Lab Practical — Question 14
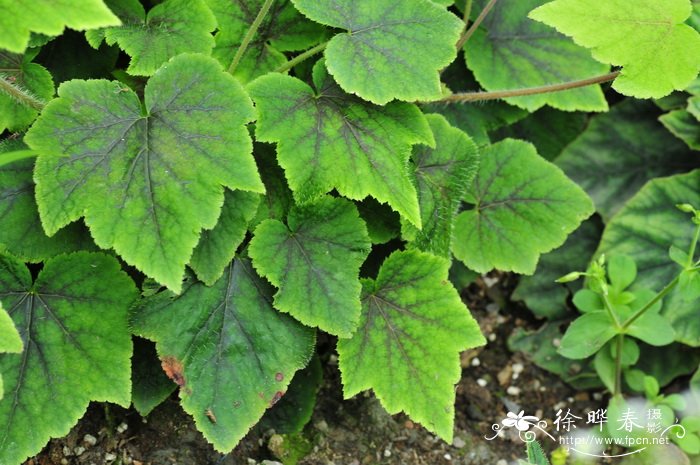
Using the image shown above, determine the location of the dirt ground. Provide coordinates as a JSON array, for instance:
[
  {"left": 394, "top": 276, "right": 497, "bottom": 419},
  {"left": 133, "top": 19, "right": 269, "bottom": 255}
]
[{"left": 24, "top": 274, "right": 608, "bottom": 465}]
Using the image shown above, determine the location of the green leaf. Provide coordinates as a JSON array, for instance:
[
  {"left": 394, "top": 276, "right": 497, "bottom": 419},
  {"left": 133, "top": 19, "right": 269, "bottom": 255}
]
[
  {"left": 452, "top": 139, "right": 595, "bottom": 274},
  {"left": 526, "top": 440, "right": 551, "bottom": 465},
  {"left": 356, "top": 198, "right": 401, "bottom": 245},
  {"left": 678, "top": 269, "right": 700, "bottom": 301},
  {"left": 465, "top": 0, "right": 609, "bottom": 112},
  {"left": 249, "top": 196, "right": 371, "bottom": 337},
  {"left": 250, "top": 142, "right": 294, "bottom": 228},
  {"left": 556, "top": 101, "right": 699, "bottom": 221},
  {"left": 402, "top": 114, "right": 479, "bottom": 257},
  {"left": 512, "top": 218, "right": 602, "bottom": 319},
  {"left": 0, "top": 252, "right": 137, "bottom": 465},
  {"left": 290, "top": 0, "right": 463, "bottom": 104},
  {"left": 530, "top": 0, "right": 700, "bottom": 98},
  {"left": 597, "top": 170, "right": 700, "bottom": 345},
  {"left": 25, "top": 53, "right": 263, "bottom": 293},
  {"left": 0, "top": 303, "right": 21, "bottom": 355},
  {"left": 190, "top": 189, "right": 260, "bottom": 286},
  {"left": 558, "top": 312, "right": 618, "bottom": 359},
  {"left": 659, "top": 109, "right": 700, "bottom": 150},
  {"left": 337, "top": 250, "right": 485, "bottom": 442},
  {"left": 130, "top": 259, "right": 315, "bottom": 453},
  {"left": 86, "top": 0, "right": 216, "bottom": 76},
  {"left": 636, "top": 342, "right": 700, "bottom": 387},
  {"left": 0, "top": 141, "right": 95, "bottom": 262},
  {"left": 491, "top": 107, "right": 587, "bottom": 160},
  {"left": 248, "top": 60, "right": 433, "bottom": 228},
  {"left": 131, "top": 337, "right": 176, "bottom": 417},
  {"left": 0, "top": 51, "right": 54, "bottom": 132},
  {"left": 626, "top": 313, "right": 676, "bottom": 346},
  {"left": 608, "top": 255, "right": 637, "bottom": 292},
  {"left": 573, "top": 289, "right": 604, "bottom": 313},
  {"left": 594, "top": 345, "right": 615, "bottom": 392},
  {"left": 0, "top": 0, "right": 120, "bottom": 53},
  {"left": 205, "top": 0, "right": 327, "bottom": 83}
]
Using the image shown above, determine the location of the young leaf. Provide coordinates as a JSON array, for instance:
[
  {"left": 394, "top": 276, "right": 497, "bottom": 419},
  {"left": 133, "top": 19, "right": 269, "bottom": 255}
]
[
  {"left": 337, "top": 250, "right": 485, "bottom": 442},
  {"left": 0, "top": 142, "right": 96, "bottom": 262},
  {"left": 190, "top": 189, "right": 261, "bottom": 286},
  {"left": 0, "top": 0, "right": 121, "bottom": 53},
  {"left": 556, "top": 101, "right": 699, "bottom": 220},
  {"left": 205, "top": 0, "right": 326, "bottom": 83},
  {"left": 597, "top": 170, "right": 700, "bottom": 345},
  {"left": 0, "top": 252, "right": 137, "bottom": 465},
  {"left": 558, "top": 312, "right": 618, "bottom": 359},
  {"left": 290, "top": 0, "right": 463, "bottom": 104},
  {"left": 530, "top": 0, "right": 700, "bottom": 98},
  {"left": 86, "top": 0, "right": 216, "bottom": 76},
  {"left": 248, "top": 61, "right": 433, "bottom": 228},
  {"left": 464, "top": 0, "right": 609, "bottom": 112},
  {"left": 130, "top": 259, "right": 315, "bottom": 453},
  {"left": 402, "top": 114, "right": 479, "bottom": 257},
  {"left": 249, "top": 196, "right": 371, "bottom": 337},
  {"left": 512, "top": 218, "right": 602, "bottom": 319},
  {"left": 452, "top": 139, "right": 594, "bottom": 274},
  {"left": 25, "top": 54, "right": 263, "bottom": 293},
  {"left": 0, "top": 51, "right": 54, "bottom": 131}
]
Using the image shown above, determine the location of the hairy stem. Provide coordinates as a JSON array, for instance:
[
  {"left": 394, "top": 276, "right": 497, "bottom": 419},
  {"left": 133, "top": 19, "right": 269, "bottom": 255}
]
[
  {"left": 274, "top": 41, "right": 329, "bottom": 73},
  {"left": 614, "top": 334, "right": 624, "bottom": 396},
  {"left": 456, "top": 0, "right": 498, "bottom": 51},
  {"left": 435, "top": 71, "right": 620, "bottom": 104},
  {"left": 0, "top": 75, "right": 45, "bottom": 111},
  {"left": 228, "top": 0, "right": 275, "bottom": 75}
]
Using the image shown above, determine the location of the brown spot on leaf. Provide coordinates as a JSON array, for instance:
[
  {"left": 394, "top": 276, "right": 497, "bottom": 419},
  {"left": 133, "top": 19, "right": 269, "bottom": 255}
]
[
  {"left": 205, "top": 409, "right": 217, "bottom": 424},
  {"left": 275, "top": 372, "right": 284, "bottom": 382},
  {"left": 270, "top": 391, "right": 285, "bottom": 407},
  {"left": 161, "top": 355, "right": 186, "bottom": 387}
]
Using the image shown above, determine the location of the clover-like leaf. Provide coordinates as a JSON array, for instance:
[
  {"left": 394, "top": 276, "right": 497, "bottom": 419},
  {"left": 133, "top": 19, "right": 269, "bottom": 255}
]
[
  {"left": 452, "top": 139, "right": 595, "bottom": 274},
  {"left": 337, "top": 250, "right": 485, "bottom": 441},
  {"left": 402, "top": 114, "right": 479, "bottom": 257},
  {"left": 0, "top": 141, "right": 95, "bottom": 262},
  {"left": 530, "top": 0, "right": 700, "bottom": 98},
  {"left": 0, "top": 0, "right": 120, "bottom": 53},
  {"left": 557, "top": 100, "right": 699, "bottom": 220},
  {"left": 25, "top": 53, "right": 263, "bottom": 293},
  {"left": 290, "top": 0, "right": 463, "bottom": 104},
  {"left": 0, "top": 252, "right": 137, "bottom": 465},
  {"left": 206, "top": 0, "right": 326, "bottom": 83},
  {"left": 130, "top": 259, "right": 315, "bottom": 453},
  {"left": 465, "top": 0, "right": 609, "bottom": 112},
  {"left": 0, "top": 51, "right": 54, "bottom": 132},
  {"left": 248, "top": 61, "right": 433, "bottom": 228},
  {"left": 597, "top": 170, "right": 700, "bottom": 346},
  {"left": 190, "top": 189, "right": 260, "bottom": 286},
  {"left": 86, "top": 0, "right": 216, "bottom": 76},
  {"left": 250, "top": 196, "right": 370, "bottom": 337}
]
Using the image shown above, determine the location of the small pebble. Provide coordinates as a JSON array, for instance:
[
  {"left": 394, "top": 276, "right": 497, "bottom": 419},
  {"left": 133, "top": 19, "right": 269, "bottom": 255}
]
[
  {"left": 116, "top": 422, "right": 128, "bottom": 433},
  {"left": 512, "top": 363, "right": 524, "bottom": 374},
  {"left": 486, "top": 302, "right": 500, "bottom": 313},
  {"left": 74, "top": 446, "right": 86, "bottom": 457},
  {"left": 488, "top": 333, "right": 497, "bottom": 342},
  {"left": 497, "top": 460, "right": 508, "bottom": 465},
  {"left": 247, "top": 458, "right": 257, "bottom": 465},
  {"left": 105, "top": 452, "right": 117, "bottom": 462},
  {"left": 476, "top": 378, "right": 488, "bottom": 387},
  {"left": 453, "top": 436, "right": 466, "bottom": 449},
  {"left": 383, "top": 449, "right": 391, "bottom": 457},
  {"left": 552, "top": 338, "right": 561, "bottom": 347},
  {"left": 507, "top": 386, "right": 521, "bottom": 396},
  {"left": 496, "top": 315, "right": 507, "bottom": 324},
  {"left": 539, "top": 386, "right": 546, "bottom": 392},
  {"left": 567, "top": 397, "right": 574, "bottom": 403},
  {"left": 553, "top": 401, "right": 567, "bottom": 411},
  {"left": 60, "top": 459, "right": 68, "bottom": 465},
  {"left": 328, "top": 354, "right": 338, "bottom": 365},
  {"left": 62, "top": 446, "right": 73, "bottom": 457},
  {"left": 444, "top": 453, "right": 452, "bottom": 460},
  {"left": 83, "top": 433, "right": 97, "bottom": 447},
  {"left": 482, "top": 276, "right": 499, "bottom": 287},
  {"left": 471, "top": 357, "right": 481, "bottom": 367},
  {"left": 593, "top": 392, "right": 603, "bottom": 401}
]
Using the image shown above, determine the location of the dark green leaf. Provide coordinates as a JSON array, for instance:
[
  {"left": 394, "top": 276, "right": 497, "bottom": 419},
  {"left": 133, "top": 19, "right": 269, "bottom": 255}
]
[
  {"left": 131, "top": 337, "right": 175, "bottom": 417},
  {"left": 659, "top": 109, "right": 700, "bottom": 150},
  {"left": 559, "top": 312, "right": 618, "bottom": 359},
  {"left": 131, "top": 259, "right": 315, "bottom": 452}
]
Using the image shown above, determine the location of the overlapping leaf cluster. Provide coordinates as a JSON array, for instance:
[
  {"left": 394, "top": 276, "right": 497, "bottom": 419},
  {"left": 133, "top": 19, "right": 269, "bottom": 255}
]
[{"left": 0, "top": 0, "right": 698, "bottom": 463}]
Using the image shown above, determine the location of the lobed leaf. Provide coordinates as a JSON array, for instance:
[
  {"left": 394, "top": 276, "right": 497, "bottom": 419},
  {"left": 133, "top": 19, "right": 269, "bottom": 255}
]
[
  {"left": 0, "top": 252, "right": 137, "bottom": 465},
  {"left": 465, "top": 0, "right": 609, "bottom": 112},
  {"left": 452, "top": 139, "right": 595, "bottom": 274},
  {"left": 530, "top": 0, "right": 700, "bottom": 98},
  {"left": 131, "top": 259, "right": 315, "bottom": 453},
  {"left": 0, "top": 0, "right": 120, "bottom": 53},
  {"left": 248, "top": 60, "right": 433, "bottom": 228},
  {"left": 337, "top": 250, "right": 485, "bottom": 441},
  {"left": 26, "top": 53, "right": 263, "bottom": 293},
  {"left": 291, "top": 0, "right": 463, "bottom": 104},
  {"left": 249, "top": 196, "right": 371, "bottom": 337}
]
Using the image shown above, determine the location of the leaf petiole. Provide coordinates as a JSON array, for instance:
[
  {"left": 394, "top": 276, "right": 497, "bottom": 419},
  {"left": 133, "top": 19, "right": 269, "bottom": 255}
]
[
  {"left": 274, "top": 41, "right": 329, "bottom": 74},
  {"left": 0, "top": 74, "right": 45, "bottom": 111},
  {"left": 228, "top": 0, "right": 275, "bottom": 75},
  {"left": 456, "top": 0, "right": 498, "bottom": 50}
]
